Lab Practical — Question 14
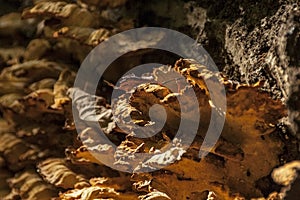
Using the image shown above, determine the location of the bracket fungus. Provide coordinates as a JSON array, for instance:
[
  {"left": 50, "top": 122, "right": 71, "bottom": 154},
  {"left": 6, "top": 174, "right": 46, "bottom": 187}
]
[{"left": 0, "top": 0, "right": 299, "bottom": 200}]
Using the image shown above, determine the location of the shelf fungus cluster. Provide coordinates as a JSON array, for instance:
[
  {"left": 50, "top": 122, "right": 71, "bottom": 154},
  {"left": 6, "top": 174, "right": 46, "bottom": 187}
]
[
  {"left": 0, "top": 54, "right": 296, "bottom": 199},
  {"left": 0, "top": 0, "right": 299, "bottom": 200},
  {"left": 67, "top": 59, "right": 292, "bottom": 200}
]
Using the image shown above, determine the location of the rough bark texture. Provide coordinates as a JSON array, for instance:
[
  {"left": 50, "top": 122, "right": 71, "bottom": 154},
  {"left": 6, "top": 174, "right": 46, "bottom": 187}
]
[{"left": 0, "top": 0, "right": 299, "bottom": 200}]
